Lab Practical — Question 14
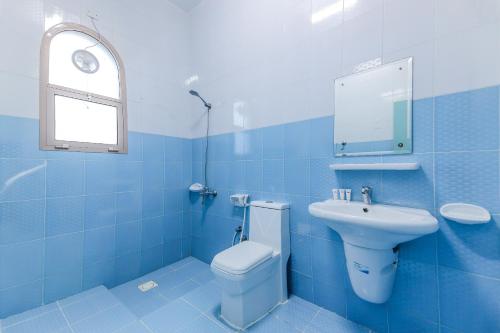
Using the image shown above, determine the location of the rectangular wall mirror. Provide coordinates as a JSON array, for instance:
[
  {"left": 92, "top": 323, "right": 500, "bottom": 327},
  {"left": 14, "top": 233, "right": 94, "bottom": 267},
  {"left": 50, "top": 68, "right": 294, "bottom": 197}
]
[{"left": 334, "top": 57, "right": 413, "bottom": 157}]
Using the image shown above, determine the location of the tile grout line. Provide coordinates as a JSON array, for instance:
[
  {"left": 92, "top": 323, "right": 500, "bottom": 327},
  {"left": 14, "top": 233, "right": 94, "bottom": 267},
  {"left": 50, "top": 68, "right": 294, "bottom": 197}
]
[
  {"left": 178, "top": 297, "right": 206, "bottom": 317},
  {"left": 138, "top": 134, "right": 145, "bottom": 274},
  {"left": 138, "top": 319, "right": 155, "bottom": 333},
  {"left": 68, "top": 302, "right": 121, "bottom": 327},
  {"left": 161, "top": 135, "right": 166, "bottom": 267},
  {"left": 2, "top": 307, "right": 59, "bottom": 329},
  {"left": 304, "top": 310, "right": 321, "bottom": 333},
  {"left": 54, "top": 286, "right": 105, "bottom": 307},
  {"left": 436, "top": 264, "right": 500, "bottom": 282},
  {"left": 41, "top": 159, "right": 47, "bottom": 307},
  {"left": 56, "top": 287, "right": 121, "bottom": 326},
  {"left": 200, "top": 312, "right": 234, "bottom": 332},
  {"left": 56, "top": 302, "right": 75, "bottom": 333},
  {"left": 181, "top": 297, "right": 233, "bottom": 332},
  {"left": 0, "top": 219, "right": 148, "bottom": 250},
  {"left": 81, "top": 159, "right": 87, "bottom": 294},
  {"left": 431, "top": 71, "right": 442, "bottom": 333}
]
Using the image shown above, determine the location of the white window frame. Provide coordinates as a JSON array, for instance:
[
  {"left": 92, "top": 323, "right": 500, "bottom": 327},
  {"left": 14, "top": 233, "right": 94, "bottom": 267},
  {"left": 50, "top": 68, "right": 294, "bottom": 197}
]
[{"left": 40, "top": 23, "right": 128, "bottom": 153}]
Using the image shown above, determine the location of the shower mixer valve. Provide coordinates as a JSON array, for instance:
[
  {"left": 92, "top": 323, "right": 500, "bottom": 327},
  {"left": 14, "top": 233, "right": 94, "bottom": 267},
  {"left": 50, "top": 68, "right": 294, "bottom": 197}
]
[{"left": 200, "top": 186, "right": 217, "bottom": 203}]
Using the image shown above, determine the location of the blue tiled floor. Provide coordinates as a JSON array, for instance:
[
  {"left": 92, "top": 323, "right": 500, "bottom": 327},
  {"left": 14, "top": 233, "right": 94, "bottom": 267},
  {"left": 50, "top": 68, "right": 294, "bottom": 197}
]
[{"left": 0, "top": 257, "right": 371, "bottom": 333}]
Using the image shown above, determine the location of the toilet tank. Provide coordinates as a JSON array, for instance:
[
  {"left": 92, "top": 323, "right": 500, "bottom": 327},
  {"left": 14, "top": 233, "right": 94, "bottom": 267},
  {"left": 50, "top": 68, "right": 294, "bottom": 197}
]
[{"left": 249, "top": 201, "right": 290, "bottom": 256}]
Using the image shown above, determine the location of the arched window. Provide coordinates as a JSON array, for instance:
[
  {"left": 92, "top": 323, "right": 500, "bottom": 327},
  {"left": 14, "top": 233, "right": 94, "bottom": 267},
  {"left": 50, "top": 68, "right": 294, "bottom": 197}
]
[{"left": 40, "top": 23, "right": 127, "bottom": 153}]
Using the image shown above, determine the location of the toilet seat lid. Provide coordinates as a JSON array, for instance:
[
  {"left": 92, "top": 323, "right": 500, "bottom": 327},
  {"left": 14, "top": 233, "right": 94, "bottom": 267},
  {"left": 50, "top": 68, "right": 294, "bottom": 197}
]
[{"left": 212, "top": 241, "right": 273, "bottom": 275}]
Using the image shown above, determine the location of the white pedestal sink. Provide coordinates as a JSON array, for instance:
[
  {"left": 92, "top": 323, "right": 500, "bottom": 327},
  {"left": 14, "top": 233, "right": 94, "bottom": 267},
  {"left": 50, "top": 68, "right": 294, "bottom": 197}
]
[{"left": 308, "top": 200, "right": 438, "bottom": 303}]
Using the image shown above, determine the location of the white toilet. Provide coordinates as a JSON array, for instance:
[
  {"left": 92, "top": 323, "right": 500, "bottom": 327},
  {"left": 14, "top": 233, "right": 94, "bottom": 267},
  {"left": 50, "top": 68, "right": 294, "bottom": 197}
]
[{"left": 211, "top": 200, "right": 290, "bottom": 330}]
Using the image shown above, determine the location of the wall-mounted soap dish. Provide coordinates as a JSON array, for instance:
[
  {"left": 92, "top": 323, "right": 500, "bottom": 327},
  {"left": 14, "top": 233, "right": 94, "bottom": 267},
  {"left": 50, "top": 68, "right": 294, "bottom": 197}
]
[{"left": 440, "top": 203, "right": 491, "bottom": 225}]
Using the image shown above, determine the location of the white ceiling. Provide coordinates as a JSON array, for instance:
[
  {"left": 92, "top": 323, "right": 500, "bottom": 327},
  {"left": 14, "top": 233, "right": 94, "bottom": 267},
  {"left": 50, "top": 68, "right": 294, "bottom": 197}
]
[{"left": 168, "top": 0, "right": 202, "bottom": 12}]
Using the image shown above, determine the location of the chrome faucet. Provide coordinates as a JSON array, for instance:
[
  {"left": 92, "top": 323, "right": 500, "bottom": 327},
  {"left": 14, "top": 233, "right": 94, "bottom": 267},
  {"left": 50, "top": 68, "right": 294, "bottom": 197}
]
[{"left": 361, "top": 186, "right": 372, "bottom": 205}]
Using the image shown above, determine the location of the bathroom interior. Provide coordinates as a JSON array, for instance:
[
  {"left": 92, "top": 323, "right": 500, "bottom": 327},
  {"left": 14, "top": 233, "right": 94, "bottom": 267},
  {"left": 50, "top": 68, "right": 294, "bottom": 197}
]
[{"left": 0, "top": 0, "right": 499, "bottom": 332}]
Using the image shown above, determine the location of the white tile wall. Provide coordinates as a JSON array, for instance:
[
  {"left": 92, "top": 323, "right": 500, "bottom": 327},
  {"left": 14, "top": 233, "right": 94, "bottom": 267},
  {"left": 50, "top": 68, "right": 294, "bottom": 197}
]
[
  {"left": 0, "top": 71, "right": 39, "bottom": 118},
  {"left": 0, "top": 0, "right": 193, "bottom": 138},
  {"left": 383, "top": 0, "right": 435, "bottom": 53},
  {"left": 0, "top": 0, "right": 44, "bottom": 80},
  {"left": 434, "top": 22, "right": 500, "bottom": 96},
  {"left": 2, "top": 0, "right": 500, "bottom": 138},
  {"left": 188, "top": 0, "right": 500, "bottom": 137}
]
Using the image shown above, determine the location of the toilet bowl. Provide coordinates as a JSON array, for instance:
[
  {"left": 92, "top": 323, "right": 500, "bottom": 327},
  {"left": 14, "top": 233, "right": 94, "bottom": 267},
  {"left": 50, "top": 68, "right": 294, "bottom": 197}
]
[
  {"left": 210, "top": 201, "right": 290, "bottom": 330},
  {"left": 211, "top": 241, "right": 281, "bottom": 329}
]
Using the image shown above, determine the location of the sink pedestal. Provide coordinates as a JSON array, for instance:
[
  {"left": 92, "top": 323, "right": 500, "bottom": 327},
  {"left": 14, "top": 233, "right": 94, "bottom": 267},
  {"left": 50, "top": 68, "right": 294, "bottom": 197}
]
[
  {"left": 344, "top": 243, "right": 399, "bottom": 303},
  {"left": 308, "top": 199, "right": 438, "bottom": 304}
]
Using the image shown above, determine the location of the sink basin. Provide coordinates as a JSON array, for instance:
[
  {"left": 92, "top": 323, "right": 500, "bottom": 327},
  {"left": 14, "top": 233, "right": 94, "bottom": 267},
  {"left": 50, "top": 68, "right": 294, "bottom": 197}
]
[
  {"left": 308, "top": 199, "right": 439, "bottom": 303},
  {"left": 308, "top": 199, "right": 439, "bottom": 249}
]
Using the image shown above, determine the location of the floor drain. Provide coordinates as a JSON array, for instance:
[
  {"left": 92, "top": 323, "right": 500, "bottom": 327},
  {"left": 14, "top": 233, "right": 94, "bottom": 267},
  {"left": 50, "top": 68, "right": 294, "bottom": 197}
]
[{"left": 138, "top": 280, "right": 158, "bottom": 292}]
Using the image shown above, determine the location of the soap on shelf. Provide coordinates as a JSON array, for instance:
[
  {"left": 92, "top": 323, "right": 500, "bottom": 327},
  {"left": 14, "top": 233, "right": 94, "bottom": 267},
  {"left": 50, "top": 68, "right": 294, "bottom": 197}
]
[
  {"left": 439, "top": 203, "right": 491, "bottom": 225},
  {"left": 339, "top": 189, "right": 346, "bottom": 201},
  {"left": 346, "top": 189, "right": 352, "bottom": 202}
]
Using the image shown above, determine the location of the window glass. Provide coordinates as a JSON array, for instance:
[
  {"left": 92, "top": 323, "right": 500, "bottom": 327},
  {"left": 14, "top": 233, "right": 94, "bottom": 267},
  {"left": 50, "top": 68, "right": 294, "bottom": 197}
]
[
  {"left": 54, "top": 95, "right": 118, "bottom": 145},
  {"left": 49, "top": 30, "right": 120, "bottom": 99}
]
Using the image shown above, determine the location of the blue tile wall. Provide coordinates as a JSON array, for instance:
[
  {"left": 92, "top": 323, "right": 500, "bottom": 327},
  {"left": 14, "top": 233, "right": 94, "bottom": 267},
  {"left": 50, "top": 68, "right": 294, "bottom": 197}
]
[
  {"left": 0, "top": 115, "right": 192, "bottom": 318},
  {"left": 2, "top": 86, "right": 499, "bottom": 331},
  {"left": 189, "top": 86, "right": 500, "bottom": 333}
]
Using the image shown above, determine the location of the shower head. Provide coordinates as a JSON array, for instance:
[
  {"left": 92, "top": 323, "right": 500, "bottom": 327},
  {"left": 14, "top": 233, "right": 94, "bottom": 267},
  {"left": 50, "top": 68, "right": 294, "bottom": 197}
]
[{"left": 189, "top": 90, "right": 212, "bottom": 110}]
